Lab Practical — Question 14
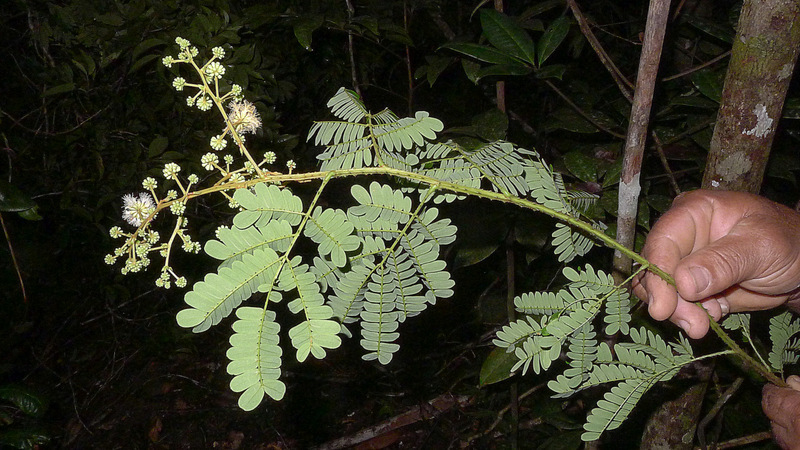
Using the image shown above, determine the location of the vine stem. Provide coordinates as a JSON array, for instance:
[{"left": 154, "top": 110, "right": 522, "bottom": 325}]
[{"left": 150, "top": 164, "right": 785, "bottom": 387}]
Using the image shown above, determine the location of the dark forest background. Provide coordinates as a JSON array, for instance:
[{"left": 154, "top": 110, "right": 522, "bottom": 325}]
[{"left": 1, "top": 0, "right": 798, "bottom": 448}]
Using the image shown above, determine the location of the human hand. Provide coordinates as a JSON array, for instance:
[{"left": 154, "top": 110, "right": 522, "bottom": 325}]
[
  {"left": 633, "top": 190, "right": 800, "bottom": 338},
  {"left": 763, "top": 375, "right": 800, "bottom": 449}
]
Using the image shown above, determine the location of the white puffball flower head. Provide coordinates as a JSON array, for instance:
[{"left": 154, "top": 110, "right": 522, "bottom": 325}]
[
  {"left": 227, "top": 100, "right": 262, "bottom": 136},
  {"left": 122, "top": 192, "right": 156, "bottom": 227}
]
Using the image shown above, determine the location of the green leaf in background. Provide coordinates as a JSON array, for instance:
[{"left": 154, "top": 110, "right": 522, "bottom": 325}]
[
  {"left": 453, "top": 243, "right": 500, "bottom": 269},
  {"left": 521, "top": 0, "right": 565, "bottom": 20},
  {"left": 293, "top": 15, "right": 324, "bottom": 51},
  {"left": 42, "top": 83, "right": 75, "bottom": 97},
  {"left": 684, "top": 14, "right": 734, "bottom": 43},
  {"left": 148, "top": 135, "right": 169, "bottom": 158},
  {"left": 535, "top": 64, "right": 566, "bottom": 80},
  {"left": 0, "top": 385, "right": 47, "bottom": 418},
  {"left": 537, "top": 16, "right": 570, "bottom": 66},
  {"left": 646, "top": 194, "right": 674, "bottom": 213},
  {"left": 0, "top": 427, "right": 52, "bottom": 449},
  {"left": 691, "top": 69, "right": 724, "bottom": 103},
  {"left": 564, "top": 151, "right": 597, "bottom": 182},
  {"left": 0, "top": 180, "right": 36, "bottom": 213},
  {"left": 479, "top": 9, "right": 537, "bottom": 66},
  {"left": 475, "top": 63, "right": 532, "bottom": 81},
  {"left": 480, "top": 347, "right": 518, "bottom": 386},
  {"left": 440, "top": 42, "right": 519, "bottom": 65},
  {"left": 545, "top": 108, "right": 614, "bottom": 134},
  {"left": 353, "top": 16, "right": 380, "bottom": 36},
  {"left": 782, "top": 97, "right": 800, "bottom": 119},
  {"left": 18, "top": 207, "right": 42, "bottom": 221},
  {"left": 131, "top": 38, "right": 167, "bottom": 60},
  {"left": 129, "top": 54, "right": 160, "bottom": 73},
  {"left": 473, "top": 108, "right": 509, "bottom": 141},
  {"left": 461, "top": 59, "right": 482, "bottom": 84},
  {"left": 668, "top": 95, "right": 719, "bottom": 109},
  {"left": 417, "top": 55, "right": 454, "bottom": 87}
]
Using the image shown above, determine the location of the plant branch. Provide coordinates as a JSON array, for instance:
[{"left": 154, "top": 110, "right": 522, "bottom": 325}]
[
  {"left": 0, "top": 212, "right": 26, "bottom": 302},
  {"left": 566, "top": 0, "right": 634, "bottom": 101},
  {"left": 344, "top": 0, "right": 362, "bottom": 97},
  {"left": 662, "top": 50, "right": 731, "bottom": 82},
  {"left": 613, "top": 0, "right": 671, "bottom": 278},
  {"left": 651, "top": 131, "right": 681, "bottom": 196},
  {"left": 543, "top": 80, "right": 626, "bottom": 139}
]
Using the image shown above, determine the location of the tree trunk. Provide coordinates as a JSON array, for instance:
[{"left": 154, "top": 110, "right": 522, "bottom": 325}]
[{"left": 702, "top": 0, "right": 800, "bottom": 193}]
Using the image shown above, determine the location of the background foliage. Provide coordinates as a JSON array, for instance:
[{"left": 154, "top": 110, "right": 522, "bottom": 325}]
[{"left": 1, "top": 0, "right": 799, "bottom": 447}]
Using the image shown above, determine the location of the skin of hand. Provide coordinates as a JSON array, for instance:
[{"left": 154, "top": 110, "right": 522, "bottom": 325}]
[
  {"left": 763, "top": 375, "right": 800, "bottom": 449},
  {"left": 632, "top": 189, "right": 800, "bottom": 339}
]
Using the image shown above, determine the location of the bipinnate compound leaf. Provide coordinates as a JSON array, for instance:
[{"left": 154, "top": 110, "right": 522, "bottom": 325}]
[
  {"left": 525, "top": 160, "right": 599, "bottom": 262},
  {"left": 349, "top": 182, "right": 413, "bottom": 234},
  {"left": 562, "top": 265, "right": 630, "bottom": 335},
  {"left": 577, "top": 328, "right": 693, "bottom": 441},
  {"left": 304, "top": 206, "right": 362, "bottom": 268},
  {"left": 177, "top": 247, "right": 282, "bottom": 332},
  {"left": 373, "top": 111, "right": 443, "bottom": 155},
  {"left": 550, "top": 324, "right": 597, "bottom": 395},
  {"left": 325, "top": 87, "right": 368, "bottom": 122},
  {"left": 309, "top": 87, "right": 442, "bottom": 171},
  {"left": 582, "top": 378, "right": 656, "bottom": 441},
  {"left": 227, "top": 307, "right": 285, "bottom": 411},
  {"left": 233, "top": 183, "right": 304, "bottom": 229},
  {"left": 769, "top": 311, "right": 800, "bottom": 372},
  {"left": 278, "top": 257, "right": 342, "bottom": 362},
  {"left": 514, "top": 291, "right": 565, "bottom": 316},
  {"left": 361, "top": 264, "right": 401, "bottom": 364},
  {"left": 205, "top": 220, "right": 294, "bottom": 266},
  {"left": 494, "top": 316, "right": 559, "bottom": 375},
  {"left": 329, "top": 260, "right": 373, "bottom": 323},
  {"left": 414, "top": 141, "right": 535, "bottom": 202}
]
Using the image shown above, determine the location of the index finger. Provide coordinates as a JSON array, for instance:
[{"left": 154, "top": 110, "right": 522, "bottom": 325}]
[{"left": 639, "top": 194, "right": 706, "bottom": 321}]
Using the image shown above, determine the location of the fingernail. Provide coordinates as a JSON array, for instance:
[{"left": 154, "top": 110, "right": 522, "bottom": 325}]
[
  {"left": 788, "top": 375, "right": 800, "bottom": 390},
  {"left": 677, "top": 320, "right": 691, "bottom": 334},
  {"left": 719, "top": 299, "right": 730, "bottom": 316},
  {"left": 689, "top": 266, "right": 710, "bottom": 293}
]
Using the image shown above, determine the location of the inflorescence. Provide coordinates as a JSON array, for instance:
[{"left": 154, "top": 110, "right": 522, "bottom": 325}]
[{"left": 106, "top": 37, "right": 294, "bottom": 289}]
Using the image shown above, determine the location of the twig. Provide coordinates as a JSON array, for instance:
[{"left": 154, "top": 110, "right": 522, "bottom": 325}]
[
  {"left": 344, "top": 0, "right": 361, "bottom": 96},
  {"left": 466, "top": 384, "right": 545, "bottom": 444},
  {"left": 671, "top": 0, "right": 689, "bottom": 21},
  {"left": 696, "top": 377, "right": 743, "bottom": 448},
  {"left": 663, "top": 118, "right": 715, "bottom": 145},
  {"left": 404, "top": 1, "right": 414, "bottom": 115},
  {"left": 543, "top": 80, "right": 626, "bottom": 139},
  {"left": 0, "top": 212, "right": 27, "bottom": 302},
  {"left": 662, "top": 51, "right": 731, "bottom": 82},
  {"left": 494, "top": 1, "right": 506, "bottom": 114},
  {"left": 651, "top": 131, "right": 681, "bottom": 196},
  {"left": 312, "top": 394, "right": 471, "bottom": 450},
  {"left": 695, "top": 431, "right": 772, "bottom": 449},
  {"left": 427, "top": 10, "right": 456, "bottom": 40},
  {"left": 566, "top": 0, "right": 634, "bottom": 101},
  {"left": 2, "top": 106, "right": 107, "bottom": 136},
  {"left": 613, "top": 0, "right": 671, "bottom": 278}
]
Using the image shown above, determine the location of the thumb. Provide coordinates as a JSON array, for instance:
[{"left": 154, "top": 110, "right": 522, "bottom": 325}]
[{"left": 672, "top": 230, "right": 781, "bottom": 302}]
